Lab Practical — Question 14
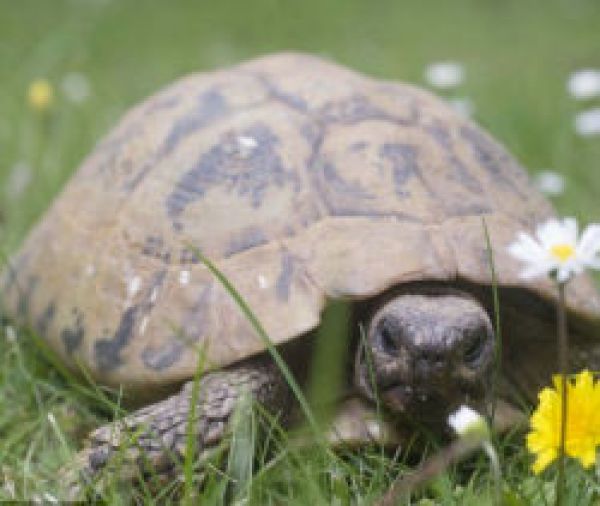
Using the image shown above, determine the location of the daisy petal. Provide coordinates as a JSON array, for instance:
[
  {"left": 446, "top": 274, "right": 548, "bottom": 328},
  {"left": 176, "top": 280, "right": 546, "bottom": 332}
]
[
  {"left": 578, "top": 224, "right": 600, "bottom": 259},
  {"left": 556, "top": 267, "right": 573, "bottom": 283},
  {"left": 520, "top": 261, "right": 556, "bottom": 280},
  {"left": 585, "top": 257, "right": 600, "bottom": 270},
  {"left": 536, "top": 219, "right": 564, "bottom": 249},
  {"left": 508, "top": 232, "right": 549, "bottom": 263},
  {"left": 563, "top": 217, "right": 578, "bottom": 244}
]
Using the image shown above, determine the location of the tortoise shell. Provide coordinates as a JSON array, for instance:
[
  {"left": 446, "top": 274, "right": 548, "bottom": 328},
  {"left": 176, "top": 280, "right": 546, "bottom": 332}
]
[{"left": 3, "top": 52, "right": 600, "bottom": 393}]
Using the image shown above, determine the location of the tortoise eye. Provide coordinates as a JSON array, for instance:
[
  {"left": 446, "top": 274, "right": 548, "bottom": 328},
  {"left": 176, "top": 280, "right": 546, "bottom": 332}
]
[
  {"left": 463, "top": 329, "right": 487, "bottom": 366},
  {"left": 378, "top": 318, "right": 399, "bottom": 356}
]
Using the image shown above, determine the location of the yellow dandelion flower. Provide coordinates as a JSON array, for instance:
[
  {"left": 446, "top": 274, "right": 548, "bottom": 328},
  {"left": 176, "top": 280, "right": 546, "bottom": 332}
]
[
  {"left": 527, "top": 370, "right": 600, "bottom": 473},
  {"left": 27, "top": 78, "right": 54, "bottom": 112}
]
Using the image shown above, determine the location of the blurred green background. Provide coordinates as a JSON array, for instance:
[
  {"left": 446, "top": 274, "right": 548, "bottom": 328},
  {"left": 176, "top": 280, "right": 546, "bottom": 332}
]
[
  {"left": 2, "top": 1, "right": 600, "bottom": 502},
  {"left": 1, "top": 0, "right": 600, "bottom": 255}
]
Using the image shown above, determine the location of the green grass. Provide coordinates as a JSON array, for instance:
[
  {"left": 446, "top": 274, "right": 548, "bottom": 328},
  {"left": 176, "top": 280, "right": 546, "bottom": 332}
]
[{"left": 2, "top": 0, "right": 600, "bottom": 503}]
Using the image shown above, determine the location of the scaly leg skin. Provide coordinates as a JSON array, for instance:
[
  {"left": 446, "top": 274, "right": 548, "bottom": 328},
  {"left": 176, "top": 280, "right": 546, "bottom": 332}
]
[{"left": 64, "top": 357, "right": 290, "bottom": 500}]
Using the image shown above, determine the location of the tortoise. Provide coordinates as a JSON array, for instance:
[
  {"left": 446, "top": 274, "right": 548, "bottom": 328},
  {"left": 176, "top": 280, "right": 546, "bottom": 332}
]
[{"left": 2, "top": 52, "right": 600, "bottom": 485}]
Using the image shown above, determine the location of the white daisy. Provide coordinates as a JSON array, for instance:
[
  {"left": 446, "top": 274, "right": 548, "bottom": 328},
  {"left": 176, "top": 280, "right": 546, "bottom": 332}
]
[
  {"left": 5, "top": 325, "right": 17, "bottom": 343},
  {"left": 43, "top": 492, "right": 59, "bottom": 504},
  {"left": 508, "top": 217, "right": 600, "bottom": 283},
  {"left": 448, "top": 405, "right": 489, "bottom": 439},
  {"left": 447, "top": 97, "right": 475, "bottom": 117},
  {"left": 424, "top": 61, "right": 465, "bottom": 89},
  {"left": 61, "top": 72, "right": 91, "bottom": 104},
  {"left": 567, "top": 69, "right": 600, "bottom": 101},
  {"left": 574, "top": 108, "right": 600, "bottom": 137},
  {"left": 5, "top": 161, "right": 32, "bottom": 198},
  {"left": 533, "top": 170, "right": 566, "bottom": 196}
]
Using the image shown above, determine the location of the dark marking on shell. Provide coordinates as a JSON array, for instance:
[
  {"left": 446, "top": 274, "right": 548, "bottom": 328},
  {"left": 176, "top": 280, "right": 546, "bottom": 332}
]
[
  {"left": 310, "top": 157, "right": 379, "bottom": 217},
  {"left": 136, "top": 269, "right": 187, "bottom": 370},
  {"left": 349, "top": 141, "right": 368, "bottom": 152},
  {"left": 327, "top": 207, "right": 423, "bottom": 221},
  {"left": 460, "top": 126, "right": 526, "bottom": 198},
  {"left": 141, "top": 284, "right": 212, "bottom": 370},
  {"left": 95, "top": 306, "right": 137, "bottom": 371},
  {"left": 144, "top": 94, "right": 181, "bottom": 116},
  {"left": 17, "top": 276, "right": 38, "bottom": 318},
  {"left": 141, "top": 341, "right": 184, "bottom": 370},
  {"left": 424, "top": 121, "right": 453, "bottom": 150},
  {"left": 0, "top": 252, "right": 29, "bottom": 294},
  {"left": 122, "top": 89, "right": 229, "bottom": 193},
  {"left": 142, "top": 235, "right": 172, "bottom": 264},
  {"left": 452, "top": 203, "right": 492, "bottom": 216},
  {"left": 301, "top": 121, "right": 332, "bottom": 218},
  {"left": 179, "top": 247, "right": 201, "bottom": 265},
  {"left": 90, "top": 123, "right": 144, "bottom": 178},
  {"left": 295, "top": 200, "right": 324, "bottom": 230},
  {"left": 165, "top": 123, "right": 300, "bottom": 220},
  {"left": 96, "top": 123, "right": 142, "bottom": 156},
  {"left": 35, "top": 301, "right": 56, "bottom": 335},
  {"left": 381, "top": 142, "right": 491, "bottom": 217},
  {"left": 373, "top": 83, "right": 422, "bottom": 123},
  {"left": 380, "top": 143, "right": 423, "bottom": 198},
  {"left": 421, "top": 122, "right": 493, "bottom": 217},
  {"left": 256, "top": 73, "right": 309, "bottom": 112},
  {"left": 272, "top": 89, "right": 309, "bottom": 113},
  {"left": 145, "top": 270, "right": 168, "bottom": 306},
  {"left": 181, "top": 285, "right": 213, "bottom": 340},
  {"left": 161, "top": 89, "right": 228, "bottom": 157},
  {"left": 305, "top": 136, "right": 420, "bottom": 221},
  {"left": 320, "top": 95, "right": 414, "bottom": 126},
  {"left": 322, "top": 161, "right": 374, "bottom": 199},
  {"left": 93, "top": 270, "right": 167, "bottom": 371},
  {"left": 275, "top": 251, "right": 295, "bottom": 302},
  {"left": 224, "top": 227, "right": 269, "bottom": 258},
  {"left": 300, "top": 122, "right": 324, "bottom": 150},
  {"left": 61, "top": 308, "right": 85, "bottom": 354},
  {"left": 425, "top": 122, "right": 484, "bottom": 194}
]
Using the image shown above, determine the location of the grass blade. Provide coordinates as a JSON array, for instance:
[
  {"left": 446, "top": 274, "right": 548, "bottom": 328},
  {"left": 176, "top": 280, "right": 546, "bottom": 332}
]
[
  {"left": 481, "top": 218, "right": 503, "bottom": 427},
  {"left": 192, "top": 248, "right": 322, "bottom": 439}
]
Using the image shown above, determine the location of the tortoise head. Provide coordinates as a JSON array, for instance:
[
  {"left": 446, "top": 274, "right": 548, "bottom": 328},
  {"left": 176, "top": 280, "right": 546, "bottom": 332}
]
[{"left": 355, "top": 286, "right": 495, "bottom": 429}]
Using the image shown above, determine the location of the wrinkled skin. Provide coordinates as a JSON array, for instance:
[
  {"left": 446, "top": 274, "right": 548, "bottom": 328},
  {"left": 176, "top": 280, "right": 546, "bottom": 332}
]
[
  {"left": 355, "top": 287, "right": 495, "bottom": 429},
  {"left": 66, "top": 286, "right": 495, "bottom": 497}
]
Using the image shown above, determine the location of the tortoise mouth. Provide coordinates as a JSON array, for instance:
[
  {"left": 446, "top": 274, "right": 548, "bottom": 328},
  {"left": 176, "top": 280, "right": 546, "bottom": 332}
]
[
  {"left": 382, "top": 384, "right": 449, "bottom": 421},
  {"left": 355, "top": 358, "right": 490, "bottom": 427},
  {"left": 380, "top": 381, "right": 487, "bottom": 427}
]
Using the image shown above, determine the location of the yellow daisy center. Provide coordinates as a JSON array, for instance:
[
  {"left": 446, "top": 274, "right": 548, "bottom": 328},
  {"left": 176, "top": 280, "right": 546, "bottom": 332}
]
[{"left": 550, "top": 243, "right": 575, "bottom": 263}]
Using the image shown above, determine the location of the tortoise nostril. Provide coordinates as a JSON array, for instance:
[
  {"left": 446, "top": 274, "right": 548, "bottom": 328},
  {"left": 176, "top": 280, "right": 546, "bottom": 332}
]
[{"left": 380, "top": 325, "right": 398, "bottom": 356}]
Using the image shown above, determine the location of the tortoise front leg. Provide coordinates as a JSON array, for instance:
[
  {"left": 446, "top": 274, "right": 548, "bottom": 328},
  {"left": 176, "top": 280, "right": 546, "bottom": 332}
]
[{"left": 67, "top": 357, "right": 291, "bottom": 498}]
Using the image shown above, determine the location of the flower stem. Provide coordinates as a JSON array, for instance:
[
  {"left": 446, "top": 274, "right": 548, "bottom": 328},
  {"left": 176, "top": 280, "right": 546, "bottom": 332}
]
[
  {"left": 556, "top": 281, "right": 568, "bottom": 506},
  {"left": 483, "top": 440, "right": 502, "bottom": 506}
]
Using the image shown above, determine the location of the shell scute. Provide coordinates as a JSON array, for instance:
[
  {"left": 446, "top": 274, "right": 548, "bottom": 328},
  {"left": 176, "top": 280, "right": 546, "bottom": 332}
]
[{"left": 165, "top": 122, "right": 301, "bottom": 222}]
